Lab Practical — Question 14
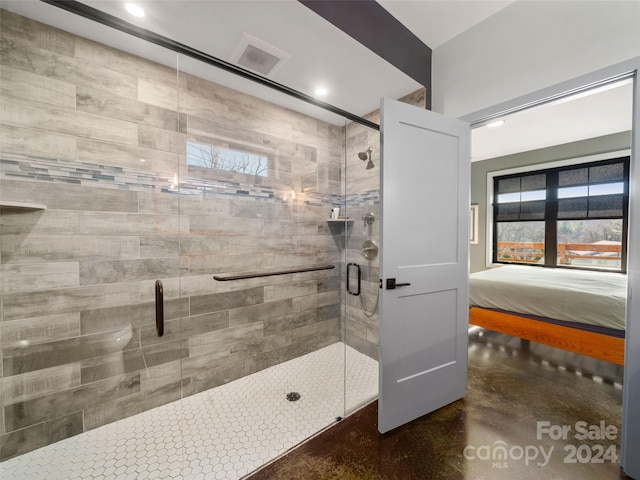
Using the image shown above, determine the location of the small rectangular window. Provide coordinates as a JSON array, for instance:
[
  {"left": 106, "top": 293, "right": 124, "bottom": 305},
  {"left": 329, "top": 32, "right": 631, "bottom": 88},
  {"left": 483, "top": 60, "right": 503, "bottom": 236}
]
[{"left": 187, "top": 141, "right": 268, "bottom": 177}]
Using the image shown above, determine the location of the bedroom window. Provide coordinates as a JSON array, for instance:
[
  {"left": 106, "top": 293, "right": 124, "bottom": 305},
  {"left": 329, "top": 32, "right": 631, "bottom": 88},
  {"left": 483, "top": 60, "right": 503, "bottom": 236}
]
[{"left": 493, "top": 156, "right": 629, "bottom": 272}]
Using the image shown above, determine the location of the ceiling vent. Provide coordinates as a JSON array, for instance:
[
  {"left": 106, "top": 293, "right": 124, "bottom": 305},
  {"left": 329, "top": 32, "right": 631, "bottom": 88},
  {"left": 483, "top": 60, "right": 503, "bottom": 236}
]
[{"left": 230, "top": 33, "right": 291, "bottom": 78}]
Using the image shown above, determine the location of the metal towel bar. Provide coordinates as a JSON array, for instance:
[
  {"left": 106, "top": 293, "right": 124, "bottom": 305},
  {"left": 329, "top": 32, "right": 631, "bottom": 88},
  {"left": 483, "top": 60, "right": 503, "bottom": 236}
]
[{"left": 213, "top": 264, "right": 335, "bottom": 281}]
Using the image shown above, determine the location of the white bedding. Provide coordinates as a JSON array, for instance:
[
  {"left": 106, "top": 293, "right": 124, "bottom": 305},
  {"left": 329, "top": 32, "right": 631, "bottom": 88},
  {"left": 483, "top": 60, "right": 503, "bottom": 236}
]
[{"left": 469, "top": 265, "right": 627, "bottom": 331}]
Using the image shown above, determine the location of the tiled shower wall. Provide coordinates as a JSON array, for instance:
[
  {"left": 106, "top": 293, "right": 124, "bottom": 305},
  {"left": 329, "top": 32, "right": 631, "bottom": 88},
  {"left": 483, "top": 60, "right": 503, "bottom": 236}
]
[
  {"left": 342, "top": 90, "right": 426, "bottom": 361},
  {"left": 0, "top": 10, "right": 347, "bottom": 460}
]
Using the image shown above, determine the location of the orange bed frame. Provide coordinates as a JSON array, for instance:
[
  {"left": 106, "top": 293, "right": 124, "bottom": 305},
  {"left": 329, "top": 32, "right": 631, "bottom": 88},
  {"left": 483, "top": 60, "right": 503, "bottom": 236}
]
[{"left": 469, "top": 306, "right": 625, "bottom": 366}]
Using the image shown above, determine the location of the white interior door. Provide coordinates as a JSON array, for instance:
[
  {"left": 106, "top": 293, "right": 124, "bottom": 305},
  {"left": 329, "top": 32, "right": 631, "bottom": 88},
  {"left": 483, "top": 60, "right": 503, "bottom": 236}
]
[{"left": 378, "top": 98, "right": 470, "bottom": 433}]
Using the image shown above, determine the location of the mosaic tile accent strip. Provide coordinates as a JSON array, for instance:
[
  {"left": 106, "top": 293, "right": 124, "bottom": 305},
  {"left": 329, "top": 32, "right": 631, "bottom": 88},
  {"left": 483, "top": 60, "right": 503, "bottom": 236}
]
[
  {"left": 0, "top": 155, "right": 379, "bottom": 209},
  {"left": 0, "top": 342, "right": 378, "bottom": 480}
]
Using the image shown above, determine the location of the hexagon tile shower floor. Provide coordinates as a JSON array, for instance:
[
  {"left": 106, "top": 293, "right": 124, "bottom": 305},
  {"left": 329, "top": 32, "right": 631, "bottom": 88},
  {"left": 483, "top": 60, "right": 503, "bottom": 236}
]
[{"left": 1, "top": 343, "right": 378, "bottom": 480}]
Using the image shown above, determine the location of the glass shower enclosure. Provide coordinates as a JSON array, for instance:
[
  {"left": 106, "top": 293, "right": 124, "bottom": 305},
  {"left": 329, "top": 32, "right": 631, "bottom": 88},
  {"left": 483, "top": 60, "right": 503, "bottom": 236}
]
[{"left": 0, "top": 5, "right": 381, "bottom": 479}]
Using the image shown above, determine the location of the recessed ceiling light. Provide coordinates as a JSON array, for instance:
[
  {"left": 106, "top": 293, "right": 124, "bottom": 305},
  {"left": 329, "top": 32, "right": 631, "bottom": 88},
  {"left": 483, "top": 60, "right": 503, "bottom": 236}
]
[
  {"left": 486, "top": 119, "right": 505, "bottom": 128},
  {"left": 314, "top": 87, "right": 328, "bottom": 97},
  {"left": 125, "top": 2, "right": 145, "bottom": 18}
]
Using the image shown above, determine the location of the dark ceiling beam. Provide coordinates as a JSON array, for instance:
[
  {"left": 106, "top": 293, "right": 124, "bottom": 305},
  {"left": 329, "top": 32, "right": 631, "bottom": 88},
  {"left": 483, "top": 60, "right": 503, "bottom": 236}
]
[{"left": 299, "top": 0, "right": 432, "bottom": 109}]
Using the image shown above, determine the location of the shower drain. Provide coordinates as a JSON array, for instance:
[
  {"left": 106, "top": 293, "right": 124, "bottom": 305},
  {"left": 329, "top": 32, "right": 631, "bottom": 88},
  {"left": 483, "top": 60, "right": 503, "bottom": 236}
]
[{"left": 286, "top": 392, "right": 301, "bottom": 402}]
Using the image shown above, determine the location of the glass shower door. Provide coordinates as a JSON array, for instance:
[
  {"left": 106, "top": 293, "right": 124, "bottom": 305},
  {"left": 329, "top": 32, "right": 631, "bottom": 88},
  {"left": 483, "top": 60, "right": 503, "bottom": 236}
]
[
  {"left": 174, "top": 54, "right": 350, "bottom": 478},
  {"left": 342, "top": 118, "right": 381, "bottom": 416},
  {"left": 0, "top": 12, "right": 185, "bottom": 477}
]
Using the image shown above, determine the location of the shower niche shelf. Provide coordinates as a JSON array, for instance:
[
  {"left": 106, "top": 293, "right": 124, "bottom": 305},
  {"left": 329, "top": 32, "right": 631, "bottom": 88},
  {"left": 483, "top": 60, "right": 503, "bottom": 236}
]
[
  {"left": 326, "top": 218, "right": 353, "bottom": 223},
  {"left": 0, "top": 201, "right": 47, "bottom": 211}
]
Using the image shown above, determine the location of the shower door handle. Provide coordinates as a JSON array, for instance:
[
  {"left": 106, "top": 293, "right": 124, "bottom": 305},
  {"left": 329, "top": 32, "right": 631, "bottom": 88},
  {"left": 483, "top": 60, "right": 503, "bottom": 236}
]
[
  {"left": 386, "top": 278, "right": 411, "bottom": 290},
  {"left": 347, "top": 263, "right": 361, "bottom": 296},
  {"left": 155, "top": 280, "right": 164, "bottom": 337}
]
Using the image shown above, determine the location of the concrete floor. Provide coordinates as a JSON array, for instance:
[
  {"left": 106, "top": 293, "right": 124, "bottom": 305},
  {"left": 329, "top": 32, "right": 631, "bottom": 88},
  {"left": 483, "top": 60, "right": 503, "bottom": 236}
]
[{"left": 247, "top": 328, "right": 630, "bottom": 480}]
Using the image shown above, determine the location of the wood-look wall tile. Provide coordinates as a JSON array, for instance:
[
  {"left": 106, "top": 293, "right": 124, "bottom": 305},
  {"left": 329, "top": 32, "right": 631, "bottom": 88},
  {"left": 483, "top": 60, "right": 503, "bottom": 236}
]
[
  {"left": 138, "top": 276, "right": 184, "bottom": 304},
  {"left": 3, "top": 326, "right": 138, "bottom": 376},
  {"left": 0, "top": 207, "right": 79, "bottom": 236},
  {"left": 138, "top": 78, "right": 178, "bottom": 111},
  {"left": 189, "top": 287, "right": 264, "bottom": 317},
  {"left": 264, "top": 280, "right": 317, "bottom": 302},
  {"left": 0, "top": 262, "right": 79, "bottom": 294},
  {"left": 189, "top": 216, "right": 264, "bottom": 236},
  {"left": 175, "top": 194, "right": 232, "bottom": 217},
  {"left": 1, "top": 236, "right": 139, "bottom": 264},
  {"left": 2, "top": 282, "right": 140, "bottom": 322},
  {"left": 228, "top": 199, "right": 290, "bottom": 220},
  {"left": 261, "top": 251, "right": 318, "bottom": 269},
  {"left": 0, "top": 180, "right": 139, "bottom": 213},
  {"left": 1, "top": 66, "right": 75, "bottom": 110},
  {"left": 178, "top": 88, "right": 226, "bottom": 120},
  {"left": 0, "top": 124, "right": 77, "bottom": 160},
  {"left": 188, "top": 322, "right": 263, "bottom": 358},
  {"left": 228, "top": 330, "right": 293, "bottom": 362},
  {"left": 140, "top": 311, "right": 229, "bottom": 349},
  {"left": 4, "top": 372, "right": 140, "bottom": 432},
  {"left": 262, "top": 219, "right": 294, "bottom": 236},
  {"left": 80, "top": 349, "right": 145, "bottom": 385},
  {"left": 0, "top": 411, "right": 83, "bottom": 462},
  {"left": 139, "top": 236, "right": 179, "bottom": 258},
  {"left": 139, "top": 359, "right": 182, "bottom": 393},
  {"left": 3, "top": 363, "right": 81, "bottom": 406},
  {"left": 79, "top": 213, "right": 181, "bottom": 236},
  {"left": 263, "top": 304, "right": 341, "bottom": 337},
  {"left": 138, "top": 124, "right": 186, "bottom": 154},
  {"left": 180, "top": 348, "right": 230, "bottom": 380},
  {"left": 182, "top": 74, "right": 262, "bottom": 119},
  {"left": 76, "top": 137, "right": 179, "bottom": 175},
  {"left": 179, "top": 236, "right": 229, "bottom": 256},
  {"left": 292, "top": 217, "right": 320, "bottom": 236},
  {"left": 75, "top": 36, "right": 176, "bottom": 85},
  {"left": 241, "top": 336, "right": 319, "bottom": 377},
  {"left": 317, "top": 274, "right": 340, "bottom": 293},
  {"left": 229, "top": 299, "right": 293, "bottom": 328},
  {"left": 181, "top": 358, "right": 246, "bottom": 398},
  {"left": 140, "top": 339, "right": 189, "bottom": 370},
  {"left": 0, "top": 10, "right": 76, "bottom": 56},
  {"left": 345, "top": 334, "right": 378, "bottom": 361},
  {"left": 138, "top": 317, "right": 181, "bottom": 348},
  {"left": 79, "top": 257, "right": 183, "bottom": 285},
  {"left": 292, "top": 317, "right": 341, "bottom": 343},
  {"left": 292, "top": 291, "right": 340, "bottom": 313},
  {"left": 187, "top": 253, "right": 261, "bottom": 276},
  {"left": 83, "top": 381, "right": 182, "bottom": 431},
  {"left": 0, "top": 34, "right": 112, "bottom": 92},
  {"left": 179, "top": 274, "right": 225, "bottom": 298},
  {"left": 293, "top": 235, "right": 340, "bottom": 252},
  {"left": 1, "top": 37, "right": 137, "bottom": 99},
  {"left": 1, "top": 96, "right": 138, "bottom": 146},
  {"left": 80, "top": 297, "right": 186, "bottom": 335},
  {"left": 76, "top": 85, "right": 180, "bottom": 132},
  {"left": 138, "top": 191, "right": 181, "bottom": 215},
  {"left": 225, "top": 235, "right": 292, "bottom": 255},
  {"left": 1, "top": 313, "right": 81, "bottom": 347}
]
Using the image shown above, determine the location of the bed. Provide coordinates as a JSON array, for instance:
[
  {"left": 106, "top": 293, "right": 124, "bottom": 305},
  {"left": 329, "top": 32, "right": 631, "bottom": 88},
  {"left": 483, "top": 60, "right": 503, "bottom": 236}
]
[{"left": 469, "top": 265, "right": 627, "bottom": 365}]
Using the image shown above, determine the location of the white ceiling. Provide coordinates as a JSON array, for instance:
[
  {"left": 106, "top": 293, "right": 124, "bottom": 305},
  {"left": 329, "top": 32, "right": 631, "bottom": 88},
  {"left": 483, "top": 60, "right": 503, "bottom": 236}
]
[{"left": 1, "top": 0, "right": 632, "bottom": 161}]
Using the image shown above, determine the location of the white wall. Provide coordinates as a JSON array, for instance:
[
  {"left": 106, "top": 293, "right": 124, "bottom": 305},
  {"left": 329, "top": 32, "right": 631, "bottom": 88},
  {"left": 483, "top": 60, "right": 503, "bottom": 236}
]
[{"left": 432, "top": 0, "right": 640, "bottom": 118}]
